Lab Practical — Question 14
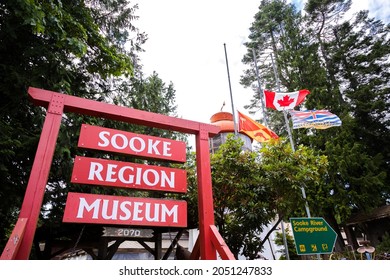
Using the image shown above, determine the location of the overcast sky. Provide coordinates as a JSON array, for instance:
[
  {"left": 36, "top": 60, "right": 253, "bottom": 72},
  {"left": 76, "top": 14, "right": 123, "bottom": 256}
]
[{"left": 134, "top": 0, "right": 389, "bottom": 126}]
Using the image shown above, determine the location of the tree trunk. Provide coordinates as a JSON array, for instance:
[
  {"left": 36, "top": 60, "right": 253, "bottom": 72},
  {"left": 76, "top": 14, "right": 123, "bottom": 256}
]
[
  {"left": 344, "top": 225, "right": 359, "bottom": 250},
  {"left": 324, "top": 211, "right": 345, "bottom": 252}
]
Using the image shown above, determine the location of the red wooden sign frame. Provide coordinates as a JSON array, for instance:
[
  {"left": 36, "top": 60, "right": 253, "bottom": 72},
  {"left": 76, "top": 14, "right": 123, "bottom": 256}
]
[{"left": 0, "top": 87, "right": 235, "bottom": 260}]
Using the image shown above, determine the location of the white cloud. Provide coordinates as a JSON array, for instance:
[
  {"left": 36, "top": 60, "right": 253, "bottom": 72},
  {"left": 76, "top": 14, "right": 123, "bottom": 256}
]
[
  {"left": 367, "top": 0, "right": 390, "bottom": 22},
  {"left": 135, "top": 0, "right": 388, "bottom": 127},
  {"left": 136, "top": 0, "right": 259, "bottom": 124}
]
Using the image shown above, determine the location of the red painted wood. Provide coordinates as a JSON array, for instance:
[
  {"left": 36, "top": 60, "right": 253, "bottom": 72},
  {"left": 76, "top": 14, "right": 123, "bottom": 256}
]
[
  {"left": 2, "top": 87, "right": 227, "bottom": 259},
  {"left": 195, "top": 124, "right": 217, "bottom": 260},
  {"left": 209, "top": 225, "right": 235, "bottom": 260},
  {"left": 78, "top": 124, "right": 186, "bottom": 162},
  {"left": 28, "top": 87, "right": 220, "bottom": 136},
  {"left": 0, "top": 218, "right": 28, "bottom": 260},
  {"left": 15, "top": 93, "right": 64, "bottom": 259},
  {"left": 71, "top": 156, "right": 187, "bottom": 193},
  {"left": 189, "top": 236, "right": 201, "bottom": 260},
  {"left": 63, "top": 192, "right": 187, "bottom": 227}
]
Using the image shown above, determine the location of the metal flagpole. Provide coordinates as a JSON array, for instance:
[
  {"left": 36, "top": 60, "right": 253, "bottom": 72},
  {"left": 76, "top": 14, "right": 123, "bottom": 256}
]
[
  {"left": 270, "top": 54, "right": 295, "bottom": 152},
  {"left": 224, "top": 43, "right": 238, "bottom": 135},
  {"left": 270, "top": 53, "right": 311, "bottom": 218},
  {"left": 270, "top": 53, "right": 321, "bottom": 260},
  {"left": 252, "top": 48, "right": 269, "bottom": 127},
  {"left": 269, "top": 52, "right": 291, "bottom": 260}
]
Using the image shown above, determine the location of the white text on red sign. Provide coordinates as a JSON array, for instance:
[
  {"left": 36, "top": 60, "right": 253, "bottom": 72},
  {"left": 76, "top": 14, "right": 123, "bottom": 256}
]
[
  {"left": 71, "top": 156, "right": 187, "bottom": 193},
  {"left": 78, "top": 124, "right": 186, "bottom": 162},
  {"left": 63, "top": 192, "right": 187, "bottom": 227}
]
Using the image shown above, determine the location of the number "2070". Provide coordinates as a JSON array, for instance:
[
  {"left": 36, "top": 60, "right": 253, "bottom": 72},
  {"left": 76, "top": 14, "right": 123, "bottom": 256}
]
[{"left": 117, "top": 229, "right": 141, "bottom": 237}]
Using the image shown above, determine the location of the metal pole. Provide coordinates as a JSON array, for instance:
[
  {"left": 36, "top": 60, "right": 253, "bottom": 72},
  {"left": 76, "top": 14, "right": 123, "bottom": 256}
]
[
  {"left": 270, "top": 53, "right": 296, "bottom": 149},
  {"left": 270, "top": 53, "right": 281, "bottom": 91},
  {"left": 224, "top": 43, "right": 238, "bottom": 135},
  {"left": 270, "top": 53, "right": 295, "bottom": 150},
  {"left": 270, "top": 53, "right": 311, "bottom": 217},
  {"left": 252, "top": 48, "right": 269, "bottom": 127},
  {"left": 283, "top": 110, "right": 296, "bottom": 152},
  {"left": 269, "top": 53, "right": 290, "bottom": 260},
  {"left": 270, "top": 52, "right": 317, "bottom": 258}
]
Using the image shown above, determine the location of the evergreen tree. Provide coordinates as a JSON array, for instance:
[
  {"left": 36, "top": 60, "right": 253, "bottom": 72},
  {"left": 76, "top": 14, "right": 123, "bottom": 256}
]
[
  {"left": 0, "top": 0, "right": 182, "bottom": 258},
  {"left": 303, "top": 1, "right": 390, "bottom": 217},
  {"left": 304, "top": 0, "right": 352, "bottom": 107},
  {"left": 241, "top": 0, "right": 301, "bottom": 134},
  {"left": 241, "top": 0, "right": 390, "bottom": 252},
  {"left": 241, "top": 0, "right": 324, "bottom": 136}
]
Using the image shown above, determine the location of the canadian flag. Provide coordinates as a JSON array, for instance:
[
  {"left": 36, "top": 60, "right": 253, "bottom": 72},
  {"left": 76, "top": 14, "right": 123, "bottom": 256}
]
[{"left": 264, "top": 89, "right": 310, "bottom": 111}]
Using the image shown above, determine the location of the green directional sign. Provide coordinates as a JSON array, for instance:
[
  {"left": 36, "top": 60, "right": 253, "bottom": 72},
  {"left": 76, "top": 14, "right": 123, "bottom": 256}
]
[{"left": 290, "top": 217, "right": 337, "bottom": 255}]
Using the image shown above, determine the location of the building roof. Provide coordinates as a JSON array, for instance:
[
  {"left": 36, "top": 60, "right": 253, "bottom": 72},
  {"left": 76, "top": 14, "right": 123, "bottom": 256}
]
[
  {"left": 209, "top": 111, "right": 252, "bottom": 140},
  {"left": 210, "top": 111, "right": 235, "bottom": 133},
  {"left": 346, "top": 205, "right": 390, "bottom": 225}
]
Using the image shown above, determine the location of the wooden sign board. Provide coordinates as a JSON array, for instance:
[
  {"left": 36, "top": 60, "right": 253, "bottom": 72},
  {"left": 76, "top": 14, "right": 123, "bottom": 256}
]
[
  {"left": 7, "top": 88, "right": 229, "bottom": 260},
  {"left": 63, "top": 192, "right": 187, "bottom": 227},
  {"left": 102, "top": 227, "right": 153, "bottom": 238},
  {"left": 78, "top": 124, "right": 186, "bottom": 162},
  {"left": 71, "top": 156, "right": 187, "bottom": 193}
]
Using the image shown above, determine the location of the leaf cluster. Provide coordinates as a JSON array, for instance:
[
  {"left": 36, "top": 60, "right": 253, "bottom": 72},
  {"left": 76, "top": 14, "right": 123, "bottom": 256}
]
[
  {"left": 200, "top": 135, "right": 328, "bottom": 259},
  {"left": 240, "top": 0, "right": 390, "bottom": 233},
  {"left": 0, "top": 0, "right": 183, "bottom": 257}
]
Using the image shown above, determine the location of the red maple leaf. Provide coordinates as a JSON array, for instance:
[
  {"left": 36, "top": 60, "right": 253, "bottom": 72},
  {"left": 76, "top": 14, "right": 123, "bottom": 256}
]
[{"left": 277, "top": 95, "right": 295, "bottom": 107}]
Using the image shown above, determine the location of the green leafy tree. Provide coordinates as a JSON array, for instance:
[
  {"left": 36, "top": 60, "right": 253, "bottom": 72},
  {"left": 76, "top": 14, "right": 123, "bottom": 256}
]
[
  {"left": 185, "top": 135, "right": 328, "bottom": 259},
  {"left": 274, "top": 228, "right": 299, "bottom": 260},
  {"left": 241, "top": 0, "right": 390, "bottom": 252},
  {"left": 0, "top": 0, "right": 183, "bottom": 259},
  {"left": 210, "top": 135, "right": 272, "bottom": 259},
  {"left": 259, "top": 138, "right": 328, "bottom": 220},
  {"left": 302, "top": 0, "right": 390, "bottom": 237},
  {"left": 376, "top": 232, "right": 390, "bottom": 257}
]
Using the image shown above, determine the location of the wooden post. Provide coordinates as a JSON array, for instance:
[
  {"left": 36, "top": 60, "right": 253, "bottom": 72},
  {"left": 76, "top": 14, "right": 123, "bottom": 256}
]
[
  {"left": 0, "top": 218, "right": 28, "bottom": 259},
  {"left": 15, "top": 93, "right": 64, "bottom": 259},
  {"left": 154, "top": 232, "right": 162, "bottom": 260},
  {"left": 196, "top": 124, "right": 217, "bottom": 259},
  {"left": 1, "top": 87, "right": 236, "bottom": 260}
]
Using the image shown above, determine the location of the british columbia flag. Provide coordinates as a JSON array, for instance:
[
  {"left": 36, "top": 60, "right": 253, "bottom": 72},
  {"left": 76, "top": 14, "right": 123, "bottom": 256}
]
[{"left": 289, "top": 110, "right": 342, "bottom": 129}]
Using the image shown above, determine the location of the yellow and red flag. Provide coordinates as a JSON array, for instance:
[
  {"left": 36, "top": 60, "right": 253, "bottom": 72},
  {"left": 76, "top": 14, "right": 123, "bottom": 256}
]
[{"left": 238, "top": 111, "right": 279, "bottom": 143}]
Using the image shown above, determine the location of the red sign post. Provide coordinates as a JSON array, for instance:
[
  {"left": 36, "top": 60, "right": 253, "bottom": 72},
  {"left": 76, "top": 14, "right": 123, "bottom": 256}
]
[{"left": 0, "top": 87, "right": 235, "bottom": 260}]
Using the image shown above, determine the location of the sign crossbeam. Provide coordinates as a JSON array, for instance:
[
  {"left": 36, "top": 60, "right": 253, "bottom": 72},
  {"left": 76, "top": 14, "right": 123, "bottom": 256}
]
[
  {"left": 28, "top": 87, "right": 220, "bottom": 136},
  {"left": 1, "top": 87, "right": 233, "bottom": 260}
]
